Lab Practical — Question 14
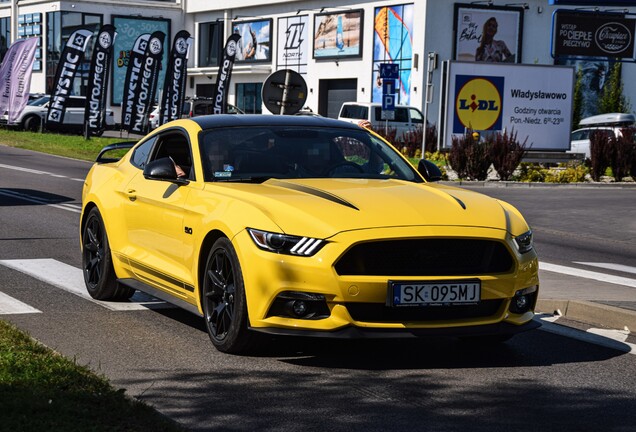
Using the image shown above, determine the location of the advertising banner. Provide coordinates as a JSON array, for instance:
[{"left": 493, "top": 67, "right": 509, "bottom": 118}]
[
  {"left": 121, "top": 33, "right": 149, "bottom": 131},
  {"left": 112, "top": 16, "right": 170, "bottom": 105},
  {"left": 442, "top": 61, "right": 574, "bottom": 151},
  {"left": 313, "top": 11, "right": 363, "bottom": 59},
  {"left": 453, "top": 4, "right": 524, "bottom": 63},
  {"left": 372, "top": 4, "right": 413, "bottom": 105},
  {"left": 84, "top": 25, "right": 116, "bottom": 136},
  {"left": 130, "top": 31, "right": 165, "bottom": 134},
  {"left": 233, "top": 19, "right": 271, "bottom": 62},
  {"left": 213, "top": 33, "right": 241, "bottom": 114},
  {"left": 47, "top": 28, "right": 93, "bottom": 129},
  {"left": 277, "top": 15, "right": 309, "bottom": 74},
  {"left": 553, "top": 11, "right": 636, "bottom": 59},
  {"left": 0, "top": 38, "right": 38, "bottom": 124},
  {"left": 159, "top": 30, "right": 192, "bottom": 127}
]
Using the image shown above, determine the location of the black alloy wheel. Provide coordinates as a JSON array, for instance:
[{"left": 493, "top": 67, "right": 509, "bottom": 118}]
[
  {"left": 82, "top": 207, "right": 134, "bottom": 300},
  {"left": 202, "top": 238, "right": 252, "bottom": 353}
]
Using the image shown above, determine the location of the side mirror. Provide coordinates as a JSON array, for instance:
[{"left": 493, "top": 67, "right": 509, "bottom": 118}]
[
  {"left": 143, "top": 157, "right": 188, "bottom": 184},
  {"left": 418, "top": 159, "right": 443, "bottom": 182}
]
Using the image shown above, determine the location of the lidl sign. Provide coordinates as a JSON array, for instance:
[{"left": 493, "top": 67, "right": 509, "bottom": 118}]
[
  {"left": 443, "top": 62, "right": 574, "bottom": 151},
  {"left": 453, "top": 75, "right": 504, "bottom": 133}
]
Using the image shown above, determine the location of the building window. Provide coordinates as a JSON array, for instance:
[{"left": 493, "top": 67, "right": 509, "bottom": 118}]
[
  {"left": 0, "top": 17, "right": 10, "bottom": 63},
  {"left": 198, "top": 21, "right": 223, "bottom": 67},
  {"left": 236, "top": 83, "right": 262, "bottom": 114},
  {"left": 46, "top": 11, "right": 102, "bottom": 95}
]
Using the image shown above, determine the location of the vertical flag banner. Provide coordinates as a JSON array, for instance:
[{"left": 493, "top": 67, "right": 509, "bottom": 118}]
[
  {"left": 213, "top": 33, "right": 241, "bottom": 114},
  {"left": 47, "top": 28, "right": 93, "bottom": 129},
  {"left": 84, "top": 25, "right": 116, "bottom": 136},
  {"left": 0, "top": 38, "right": 38, "bottom": 123},
  {"left": 160, "top": 30, "right": 192, "bottom": 126},
  {"left": 121, "top": 33, "right": 150, "bottom": 131},
  {"left": 130, "top": 30, "right": 165, "bottom": 134}
]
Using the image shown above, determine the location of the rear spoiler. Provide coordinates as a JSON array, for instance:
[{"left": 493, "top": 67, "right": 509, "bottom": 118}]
[{"left": 96, "top": 141, "right": 137, "bottom": 163}]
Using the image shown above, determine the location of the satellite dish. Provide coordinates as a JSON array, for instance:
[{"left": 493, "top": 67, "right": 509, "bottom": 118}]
[{"left": 262, "top": 69, "right": 308, "bottom": 115}]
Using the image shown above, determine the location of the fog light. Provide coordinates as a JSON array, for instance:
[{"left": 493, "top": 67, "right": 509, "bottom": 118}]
[
  {"left": 291, "top": 300, "right": 308, "bottom": 317},
  {"left": 509, "top": 286, "right": 538, "bottom": 314},
  {"left": 515, "top": 295, "right": 528, "bottom": 310},
  {"left": 267, "top": 291, "right": 331, "bottom": 320}
]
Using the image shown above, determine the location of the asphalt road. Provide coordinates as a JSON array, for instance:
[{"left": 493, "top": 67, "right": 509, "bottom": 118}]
[{"left": 1, "top": 145, "right": 635, "bottom": 431}]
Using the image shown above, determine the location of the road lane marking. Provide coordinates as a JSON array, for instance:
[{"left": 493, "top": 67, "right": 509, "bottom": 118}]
[
  {"left": 0, "top": 258, "right": 171, "bottom": 311},
  {"left": 0, "top": 291, "right": 41, "bottom": 314},
  {"left": 540, "top": 262, "right": 636, "bottom": 288},
  {"left": 537, "top": 316, "right": 635, "bottom": 355},
  {"left": 0, "top": 163, "right": 84, "bottom": 182},
  {"left": 574, "top": 262, "right": 636, "bottom": 276},
  {"left": 0, "top": 188, "right": 82, "bottom": 213}
]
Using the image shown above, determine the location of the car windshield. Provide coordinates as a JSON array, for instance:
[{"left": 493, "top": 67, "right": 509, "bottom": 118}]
[
  {"left": 28, "top": 96, "right": 50, "bottom": 106},
  {"left": 200, "top": 126, "right": 422, "bottom": 183}
]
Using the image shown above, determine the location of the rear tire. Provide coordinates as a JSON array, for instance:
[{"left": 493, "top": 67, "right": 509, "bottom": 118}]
[
  {"left": 202, "top": 238, "right": 255, "bottom": 354},
  {"left": 82, "top": 207, "right": 134, "bottom": 301},
  {"left": 23, "top": 115, "right": 41, "bottom": 132}
]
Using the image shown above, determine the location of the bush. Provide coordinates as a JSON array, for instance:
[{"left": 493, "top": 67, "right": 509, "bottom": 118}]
[
  {"left": 399, "top": 126, "right": 423, "bottom": 158},
  {"left": 514, "top": 163, "right": 546, "bottom": 182},
  {"left": 589, "top": 130, "right": 610, "bottom": 181},
  {"left": 448, "top": 133, "right": 471, "bottom": 179},
  {"left": 448, "top": 132, "right": 491, "bottom": 180},
  {"left": 425, "top": 124, "right": 438, "bottom": 154},
  {"left": 545, "top": 163, "right": 588, "bottom": 183},
  {"left": 609, "top": 127, "right": 636, "bottom": 181},
  {"left": 489, "top": 128, "right": 528, "bottom": 181}
]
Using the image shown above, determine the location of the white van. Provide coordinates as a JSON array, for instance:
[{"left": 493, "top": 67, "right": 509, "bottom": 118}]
[
  {"left": 569, "top": 112, "right": 635, "bottom": 158},
  {"left": 338, "top": 102, "right": 424, "bottom": 137}
]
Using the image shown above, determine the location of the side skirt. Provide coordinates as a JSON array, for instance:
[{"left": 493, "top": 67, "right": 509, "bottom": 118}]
[{"left": 118, "top": 278, "right": 202, "bottom": 317}]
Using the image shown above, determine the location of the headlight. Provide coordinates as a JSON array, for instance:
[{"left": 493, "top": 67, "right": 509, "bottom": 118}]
[
  {"left": 513, "top": 230, "right": 533, "bottom": 254},
  {"left": 248, "top": 228, "right": 325, "bottom": 256}
]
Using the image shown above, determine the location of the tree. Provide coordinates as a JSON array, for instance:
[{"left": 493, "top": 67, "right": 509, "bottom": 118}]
[{"left": 597, "top": 62, "right": 631, "bottom": 114}]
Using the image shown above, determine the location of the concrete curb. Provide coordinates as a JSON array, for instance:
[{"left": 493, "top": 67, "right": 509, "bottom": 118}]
[
  {"left": 441, "top": 181, "right": 636, "bottom": 189},
  {"left": 537, "top": 299, "right": 636, "bottom": 331}
]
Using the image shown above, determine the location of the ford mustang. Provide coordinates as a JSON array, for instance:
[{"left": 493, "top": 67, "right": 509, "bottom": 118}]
[{"left": 80, "top": 115, "right": 539, "bottom": 353}]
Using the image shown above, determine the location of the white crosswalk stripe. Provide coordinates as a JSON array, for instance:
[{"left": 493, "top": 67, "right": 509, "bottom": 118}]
[
  {"left": 0, "top": 258, "right": 171, "bottom": 312},
  {"left": 0, "top": 291, "right": 41, "bottom": 314},
  {"left": 574, "top": 262, "right": 636, "bottom": 276},
  {"left": 540, "top": 262, "right": 636, "bottom": 288}
]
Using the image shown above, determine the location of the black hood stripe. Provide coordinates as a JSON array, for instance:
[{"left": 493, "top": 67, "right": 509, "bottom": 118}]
[{"left": 270, "top": 180, "right": 359, "bottom": 211}]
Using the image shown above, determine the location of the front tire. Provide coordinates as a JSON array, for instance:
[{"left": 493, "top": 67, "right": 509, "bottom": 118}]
[
  {"left": 202, "top": 238, "right": 253, "bottom": 354},
  {"left": 82, "top": 207, "right": 134, "bottom": 301}
]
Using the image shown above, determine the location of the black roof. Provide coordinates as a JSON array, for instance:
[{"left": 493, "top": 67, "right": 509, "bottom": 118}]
[{"left": 191, "top": 114, "right": 361, "bottom": 130}]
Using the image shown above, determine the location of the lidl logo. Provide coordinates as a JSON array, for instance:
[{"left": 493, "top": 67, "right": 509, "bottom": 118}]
[{"left": 453, "top": 75, "right": 504, "bottom": 133}]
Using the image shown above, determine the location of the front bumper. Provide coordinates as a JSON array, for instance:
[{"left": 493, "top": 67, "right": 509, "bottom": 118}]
[{"left": 233, "top": 225, "right": 540, "bottom": 335}]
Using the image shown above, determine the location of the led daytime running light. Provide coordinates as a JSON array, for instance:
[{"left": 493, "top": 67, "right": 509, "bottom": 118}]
[{"left": 248, "top": 229, "right": 324, "bottom": 256}]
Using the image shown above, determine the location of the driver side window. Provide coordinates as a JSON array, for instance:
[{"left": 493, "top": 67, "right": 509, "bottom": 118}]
[{"left": 150, "top": 131, "right": 195, "bottom": 180}]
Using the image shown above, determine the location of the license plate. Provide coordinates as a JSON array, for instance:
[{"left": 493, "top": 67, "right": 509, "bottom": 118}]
[{"left": 389, "top": 280, "right": 481, "bottom": 306}]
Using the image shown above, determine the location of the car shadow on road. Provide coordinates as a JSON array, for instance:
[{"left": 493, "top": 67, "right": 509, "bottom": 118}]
[
  {"left": 0, "top": 188, "right": 76, "bottom": 206},
  {"left": 153, "top": 308, "right": 628, "bottom": 369}
]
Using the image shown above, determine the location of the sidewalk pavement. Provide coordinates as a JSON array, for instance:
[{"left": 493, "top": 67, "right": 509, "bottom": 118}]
[{"left": 536, "top": 268, "right": 636, "bottom": 332}]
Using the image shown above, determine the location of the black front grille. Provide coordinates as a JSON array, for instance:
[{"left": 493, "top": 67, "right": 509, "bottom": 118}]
[
  {"left": 334, "top": 239, "right": 513, "bottom": 276},
  {"left": 345, "top": 300, "right": 503, "bottom": 323}
]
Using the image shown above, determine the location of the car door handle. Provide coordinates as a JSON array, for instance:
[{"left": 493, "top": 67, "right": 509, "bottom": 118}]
[{"left": 126, "top": 189, "right": 137, "bottom": 201}]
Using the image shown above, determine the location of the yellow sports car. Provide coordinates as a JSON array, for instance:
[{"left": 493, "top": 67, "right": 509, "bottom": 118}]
[{"left": 80, "top": 115, "right": 539, "bottom": 353}]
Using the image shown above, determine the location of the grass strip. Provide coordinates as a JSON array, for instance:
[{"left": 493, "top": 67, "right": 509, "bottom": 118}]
[
  {"left": 0, "top": 320, "right": 186, "bottom": 432},
  {"left": 0, "top": 129, "right": 134, "bottom": 161}
]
